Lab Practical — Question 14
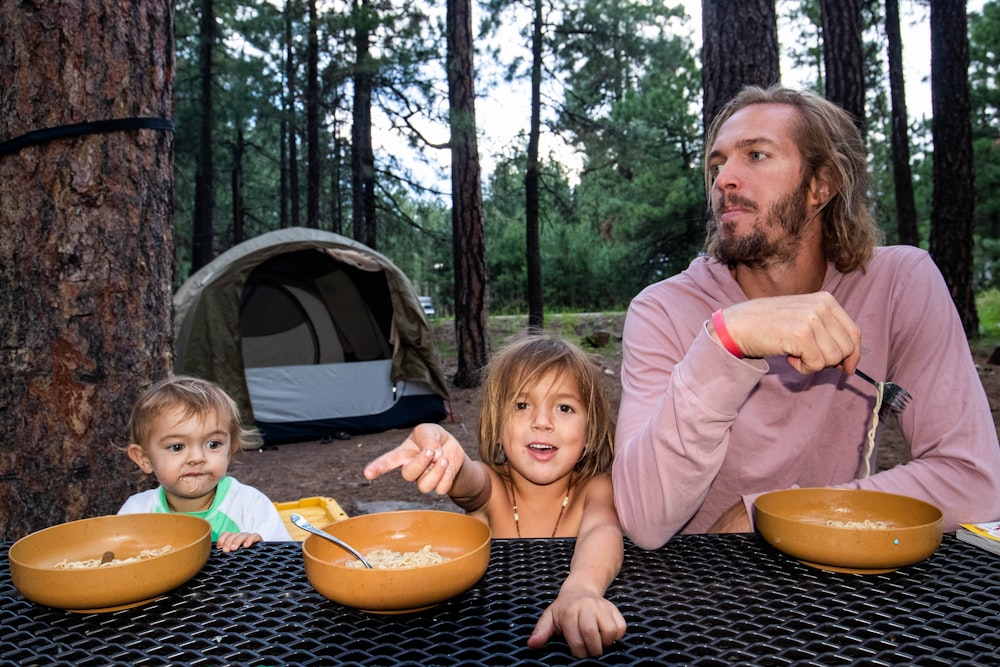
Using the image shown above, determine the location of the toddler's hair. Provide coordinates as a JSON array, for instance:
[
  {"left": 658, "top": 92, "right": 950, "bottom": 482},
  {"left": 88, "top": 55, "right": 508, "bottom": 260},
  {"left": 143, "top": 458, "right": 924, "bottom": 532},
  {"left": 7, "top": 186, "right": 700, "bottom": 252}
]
[
  {"left": 127, "top": 375, "right": 262, "bottom": 453},
  {"left": 478, "top": 335, "right": 614, "bottom": 481}
]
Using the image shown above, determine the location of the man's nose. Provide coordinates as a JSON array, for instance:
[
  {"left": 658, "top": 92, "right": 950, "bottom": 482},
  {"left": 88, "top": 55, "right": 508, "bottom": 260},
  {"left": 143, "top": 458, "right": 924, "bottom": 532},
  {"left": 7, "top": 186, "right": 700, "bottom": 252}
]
[{"left": 713, "top": 162, "right": 740, "bottom": 191}]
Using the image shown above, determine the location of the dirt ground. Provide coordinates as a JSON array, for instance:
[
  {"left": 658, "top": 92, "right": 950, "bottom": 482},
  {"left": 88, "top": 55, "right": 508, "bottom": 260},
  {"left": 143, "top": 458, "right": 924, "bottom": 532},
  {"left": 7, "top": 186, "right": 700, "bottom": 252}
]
[{"left": 232, "top": 314, "right": 1000, "bottom": 518}]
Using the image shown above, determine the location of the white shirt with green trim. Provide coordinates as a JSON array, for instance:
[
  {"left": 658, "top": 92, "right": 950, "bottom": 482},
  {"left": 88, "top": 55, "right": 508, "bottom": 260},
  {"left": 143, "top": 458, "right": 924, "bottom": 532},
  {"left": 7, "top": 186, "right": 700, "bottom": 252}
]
[{"left": 118, "top": 476, "right": 292, "bottom": 542}]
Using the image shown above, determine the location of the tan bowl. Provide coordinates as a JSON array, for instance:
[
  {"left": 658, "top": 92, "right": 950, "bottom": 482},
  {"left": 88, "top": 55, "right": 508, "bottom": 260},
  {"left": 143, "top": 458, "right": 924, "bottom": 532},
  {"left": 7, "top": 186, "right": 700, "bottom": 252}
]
[
  {"left": 302, "top": 509, "right": 491, "bottom": 613},
  {"left": 754, "top": 488, "right": 943, "bottom": 574},
  {"left": 8, "top": 513, "right": 212, "bottom": 612}
]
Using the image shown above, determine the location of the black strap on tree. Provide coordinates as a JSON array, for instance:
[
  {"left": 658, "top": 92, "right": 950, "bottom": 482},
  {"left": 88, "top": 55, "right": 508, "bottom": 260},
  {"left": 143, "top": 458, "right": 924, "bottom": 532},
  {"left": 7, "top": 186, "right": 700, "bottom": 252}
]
[{"left": 0, "top": 117, "right": 174, "bottom": 158}]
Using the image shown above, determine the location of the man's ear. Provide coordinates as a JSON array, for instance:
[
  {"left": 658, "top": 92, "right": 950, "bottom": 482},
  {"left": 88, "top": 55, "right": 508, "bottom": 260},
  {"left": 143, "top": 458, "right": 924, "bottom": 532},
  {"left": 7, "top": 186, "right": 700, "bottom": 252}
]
[
  {"left": 809, "top": 167, "right": 834, "bottom": 208},
  {"left": 127, "top": 444, "right": 154, "bottom": 474}
]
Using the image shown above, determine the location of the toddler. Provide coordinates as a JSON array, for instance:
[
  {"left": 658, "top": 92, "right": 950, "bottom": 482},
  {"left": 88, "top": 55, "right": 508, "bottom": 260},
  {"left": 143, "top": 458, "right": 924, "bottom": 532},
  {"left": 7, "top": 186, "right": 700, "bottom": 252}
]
[{"left": 119, "top": 375, "right": 291, "bottom": 551}]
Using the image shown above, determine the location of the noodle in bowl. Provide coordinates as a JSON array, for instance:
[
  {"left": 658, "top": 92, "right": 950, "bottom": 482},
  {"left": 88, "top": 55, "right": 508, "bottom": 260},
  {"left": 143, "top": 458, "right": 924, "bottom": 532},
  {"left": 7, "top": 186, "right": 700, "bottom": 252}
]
[
  {"left": 344, "top": 545, "right": 449, "bottom": 569},
  {"left": 302, "top": 510, "right": 491, "bottom": 613}
]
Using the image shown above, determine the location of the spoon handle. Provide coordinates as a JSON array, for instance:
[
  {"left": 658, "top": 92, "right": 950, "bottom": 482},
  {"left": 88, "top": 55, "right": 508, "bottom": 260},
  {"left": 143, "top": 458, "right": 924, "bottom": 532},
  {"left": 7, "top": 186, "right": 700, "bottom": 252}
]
[{"left": 290, "top": 514, "right": 373, "bottom": 569}]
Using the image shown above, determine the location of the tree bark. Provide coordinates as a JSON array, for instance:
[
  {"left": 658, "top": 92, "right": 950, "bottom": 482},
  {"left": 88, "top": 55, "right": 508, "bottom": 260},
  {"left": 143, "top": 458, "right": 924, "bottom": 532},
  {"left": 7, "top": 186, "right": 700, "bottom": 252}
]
[
  {"left": 0, "top": 2, "right": 175, "bottom": 540},
  {"left": 525, "top": 0, "right": 544, "bottom": 333},
  {"left": 192, "top": 0, "right": 215, "bottom": 272},
  {"left": 447, "top": 0, "right": 490, "bottom": 388},
  {"left": 820, "top": 0, "right": 866, "bottom": 134},
  {"left": 351, "top": 0, "right": 378, "bottom": 249},
  {"left": 285, "top": 0, "right": 301, "bottom": 229},
  {"left": 885, "top": 0, "right": 919, "bottom": 246},
  {"left": 929, "top": 0, "right": 978, "bottom": 337},
  {"left": 701, "top": 0, "right": 779, "bottom": 132},
  {"left": 232, "top": 128, "right": 246, "bottom": 244},
  {"left": 306, "top": 0, "right": 320, "bottom": 228}
]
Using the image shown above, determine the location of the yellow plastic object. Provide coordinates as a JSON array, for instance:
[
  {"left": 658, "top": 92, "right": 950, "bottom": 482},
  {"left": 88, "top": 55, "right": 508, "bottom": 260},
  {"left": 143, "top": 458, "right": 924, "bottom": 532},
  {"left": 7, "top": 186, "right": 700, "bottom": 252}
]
[{"left": 274, "top": 496, "right": 349, "bottom": 541}]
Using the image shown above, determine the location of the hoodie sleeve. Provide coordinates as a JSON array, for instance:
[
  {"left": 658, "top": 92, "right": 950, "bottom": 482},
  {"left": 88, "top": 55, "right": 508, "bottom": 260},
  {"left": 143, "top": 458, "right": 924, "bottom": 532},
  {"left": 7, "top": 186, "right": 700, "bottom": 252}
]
[{"left": 612, "top": 293, "right": 766, "bottom": 549}]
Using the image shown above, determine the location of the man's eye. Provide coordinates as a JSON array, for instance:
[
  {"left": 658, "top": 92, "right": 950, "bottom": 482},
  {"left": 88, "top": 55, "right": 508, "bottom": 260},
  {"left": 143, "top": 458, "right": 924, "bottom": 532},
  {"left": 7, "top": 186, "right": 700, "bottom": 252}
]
[{"left": 750, "top": 151, "right": 767, "bottom": 161}]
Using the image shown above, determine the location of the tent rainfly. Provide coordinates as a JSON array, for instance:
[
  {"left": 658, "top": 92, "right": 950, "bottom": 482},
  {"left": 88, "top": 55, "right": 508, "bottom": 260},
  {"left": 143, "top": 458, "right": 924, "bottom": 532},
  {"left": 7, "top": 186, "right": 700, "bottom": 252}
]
[{"left": 173, "top": 227, "right": 450, "bottom": 446}]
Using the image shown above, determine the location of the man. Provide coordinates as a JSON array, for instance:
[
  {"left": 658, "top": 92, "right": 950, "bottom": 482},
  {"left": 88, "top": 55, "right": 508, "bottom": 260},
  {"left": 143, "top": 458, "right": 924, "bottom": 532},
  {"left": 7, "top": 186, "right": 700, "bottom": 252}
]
[{"left": 612, "top": 85, "right": 1000, "bottom": 549}]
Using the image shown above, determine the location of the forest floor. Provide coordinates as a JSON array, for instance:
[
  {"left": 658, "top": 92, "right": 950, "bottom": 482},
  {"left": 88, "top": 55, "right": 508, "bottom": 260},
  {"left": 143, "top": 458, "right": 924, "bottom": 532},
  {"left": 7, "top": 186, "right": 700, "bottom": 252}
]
[{"left": 232, "top": 313, "right": 1000, "bottom": 518}]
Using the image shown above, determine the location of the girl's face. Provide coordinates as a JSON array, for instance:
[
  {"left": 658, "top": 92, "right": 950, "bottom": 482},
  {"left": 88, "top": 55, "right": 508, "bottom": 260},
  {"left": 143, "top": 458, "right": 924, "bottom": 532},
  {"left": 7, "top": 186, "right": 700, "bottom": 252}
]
[
  {"left": 126, "top": 405, "right": 235, "bottom": 512},
  {"left": 502, "top": 369, "right": 587, "bottom": 486}
]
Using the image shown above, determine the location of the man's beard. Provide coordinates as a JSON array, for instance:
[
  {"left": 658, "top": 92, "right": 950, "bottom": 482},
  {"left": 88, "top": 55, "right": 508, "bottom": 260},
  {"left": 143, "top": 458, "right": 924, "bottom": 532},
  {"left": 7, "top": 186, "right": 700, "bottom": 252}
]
[{"left": 712, "top": 181, "right": 812, "bottom": 269}]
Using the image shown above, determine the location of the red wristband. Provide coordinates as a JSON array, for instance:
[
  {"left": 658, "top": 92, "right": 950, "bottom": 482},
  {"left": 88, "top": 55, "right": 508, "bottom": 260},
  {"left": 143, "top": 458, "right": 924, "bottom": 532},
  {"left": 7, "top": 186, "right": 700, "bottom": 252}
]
[{"left": 712, "top": 309, "right": 745, "bottom": 359}]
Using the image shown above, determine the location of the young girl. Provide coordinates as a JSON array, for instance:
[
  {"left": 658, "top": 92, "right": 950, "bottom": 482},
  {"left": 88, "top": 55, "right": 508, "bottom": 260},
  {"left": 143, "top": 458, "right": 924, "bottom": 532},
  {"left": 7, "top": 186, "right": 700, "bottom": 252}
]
[
  {"left": 363, "top": 336, "right": 626, "bottom": 658},
  {"left": 119, "top": 375, "right": 291, "bottom": 551}
]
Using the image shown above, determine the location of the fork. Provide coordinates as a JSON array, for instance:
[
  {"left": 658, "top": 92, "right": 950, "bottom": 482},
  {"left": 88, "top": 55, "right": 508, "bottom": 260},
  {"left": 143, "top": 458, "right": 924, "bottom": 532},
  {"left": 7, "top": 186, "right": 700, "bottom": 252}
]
[{"left": 855, "top": 369, "right": 912, "bottom": 414}]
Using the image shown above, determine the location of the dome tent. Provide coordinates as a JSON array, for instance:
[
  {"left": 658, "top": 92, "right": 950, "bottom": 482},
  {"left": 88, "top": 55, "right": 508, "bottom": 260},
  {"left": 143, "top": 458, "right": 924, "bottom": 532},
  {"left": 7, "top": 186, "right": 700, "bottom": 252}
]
[{"left": 173, "top": 227, "right": 449, "bottom": 446}]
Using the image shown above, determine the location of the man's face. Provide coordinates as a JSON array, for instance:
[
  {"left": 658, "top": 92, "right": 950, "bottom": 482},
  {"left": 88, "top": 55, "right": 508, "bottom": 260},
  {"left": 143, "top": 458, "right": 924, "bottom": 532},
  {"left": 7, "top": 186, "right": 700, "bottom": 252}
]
[{"left": 706, "top": 103, "right": 820, "bottom": 268}]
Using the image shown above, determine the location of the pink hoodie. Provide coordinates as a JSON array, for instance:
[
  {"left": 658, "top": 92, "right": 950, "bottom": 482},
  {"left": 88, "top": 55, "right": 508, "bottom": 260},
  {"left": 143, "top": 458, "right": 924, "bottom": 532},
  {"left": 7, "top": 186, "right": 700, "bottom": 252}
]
[{"left": 613, "top": 245, "right": 1000, "bottom": 548}]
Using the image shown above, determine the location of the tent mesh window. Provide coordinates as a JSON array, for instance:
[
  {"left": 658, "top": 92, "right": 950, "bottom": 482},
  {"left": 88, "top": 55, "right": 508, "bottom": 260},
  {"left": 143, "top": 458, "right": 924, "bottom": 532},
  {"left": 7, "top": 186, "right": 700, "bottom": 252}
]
[{"left": 239, "top": 250, "right": 393, "bottom": 368}]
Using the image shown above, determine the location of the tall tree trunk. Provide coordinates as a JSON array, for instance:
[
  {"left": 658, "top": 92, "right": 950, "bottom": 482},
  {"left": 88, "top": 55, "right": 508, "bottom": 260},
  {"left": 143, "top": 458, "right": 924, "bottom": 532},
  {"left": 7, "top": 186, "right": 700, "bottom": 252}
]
[
  {"left": 351, "top": 0, "right": 377, "bottom": 249},
  {"left": 525, "top": 0, "right": 544, "bottom": 333},
  {"left": 929, "top": 0, "right": 978, "bottom": 337},
  {"left": 701, "top": 0, "right": 779, "bottom": 133},
  {"left": 447, "top": 0, "right": 490, "bottom": 388},
  {"left": 232, "top": 128, "right": 245, "bottom": 244},
  {"left": 192, "top": 0, "right": 215, "bottom": 272},
  {"left": 286, "top": 0, "right": 301, "bottom": 229},
  {"left": 0, "top": 2, "right": 175, "bottom": 540},
  {"left": 280, "top": 1, "right": 291, "bottom": 229},
  {"left": 306, "top": 0, "right": 320, "bottom": 228},
  {"left": 331, "top": 132, "right": 343, "bottom": 234},
  {"left": 280, "top": 115, "right": 289, "bottom": 229},
  {"left": 820, "top": 0, "right": 866, "bottom": 134},
  {"left": 885, "top": 0, "right": 919, "bottom": 246}
]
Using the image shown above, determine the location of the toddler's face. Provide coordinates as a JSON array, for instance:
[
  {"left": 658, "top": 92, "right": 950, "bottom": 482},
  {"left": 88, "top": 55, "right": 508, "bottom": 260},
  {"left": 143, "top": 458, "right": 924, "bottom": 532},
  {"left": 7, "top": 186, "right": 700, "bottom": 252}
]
[
  {"left": 128, "top": 406, "right": 235, "bottom": 512},
  {"left": 501, "top": 370, "right": 587, "bottom": 486}
]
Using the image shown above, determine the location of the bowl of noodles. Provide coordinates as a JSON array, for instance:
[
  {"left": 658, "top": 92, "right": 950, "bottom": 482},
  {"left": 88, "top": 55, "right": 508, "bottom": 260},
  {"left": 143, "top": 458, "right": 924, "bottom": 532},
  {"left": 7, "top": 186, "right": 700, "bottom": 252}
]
[
  {"left": 754, "top": 488, "right": 943, "bottom": 574},
  {"left": 8, "top": 513, "right": 211, "bottom": 612},
  {"left": 302, "top": 509, "right": 491, "bottom": 613}
]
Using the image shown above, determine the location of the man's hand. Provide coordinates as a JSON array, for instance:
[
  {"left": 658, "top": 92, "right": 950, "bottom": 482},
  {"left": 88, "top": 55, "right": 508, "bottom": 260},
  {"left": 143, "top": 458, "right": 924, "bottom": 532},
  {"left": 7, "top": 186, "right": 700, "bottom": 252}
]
[{"left": 712, "top": 292, "right": 862, "bottom": 375}]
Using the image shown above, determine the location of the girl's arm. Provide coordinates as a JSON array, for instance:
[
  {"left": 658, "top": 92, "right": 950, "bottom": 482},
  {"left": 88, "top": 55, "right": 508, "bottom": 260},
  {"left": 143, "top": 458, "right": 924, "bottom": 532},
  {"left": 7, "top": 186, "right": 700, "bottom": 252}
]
[{"left": 527, "top": 474, "right": 626, "bottom": 658}]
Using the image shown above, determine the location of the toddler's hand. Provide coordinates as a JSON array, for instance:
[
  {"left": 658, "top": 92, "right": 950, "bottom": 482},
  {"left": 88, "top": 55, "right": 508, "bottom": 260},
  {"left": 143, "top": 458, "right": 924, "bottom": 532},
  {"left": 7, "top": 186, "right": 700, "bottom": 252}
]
[
  {"left": 362, "top": 423, "right": 464, "bottom": 496},
  {"left": 527, "top": 588, "right": 626, "bottom": 658},
  {"left": 216, "top": 531, "right": 263, "bottom": 552}
]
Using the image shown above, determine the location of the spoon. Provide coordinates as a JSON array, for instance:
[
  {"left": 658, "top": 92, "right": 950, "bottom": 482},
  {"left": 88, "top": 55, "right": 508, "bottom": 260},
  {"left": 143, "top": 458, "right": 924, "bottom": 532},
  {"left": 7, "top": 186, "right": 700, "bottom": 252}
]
[{"left": 290, "top": 513, "right": 373, "bottom": 569}]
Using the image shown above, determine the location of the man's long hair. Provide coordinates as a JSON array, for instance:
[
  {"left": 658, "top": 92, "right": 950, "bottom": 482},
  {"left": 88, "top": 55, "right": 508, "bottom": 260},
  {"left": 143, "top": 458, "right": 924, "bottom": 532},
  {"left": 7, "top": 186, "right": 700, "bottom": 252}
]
[{"left": 703, "top": 86, "right": 883, "bottom": 273}]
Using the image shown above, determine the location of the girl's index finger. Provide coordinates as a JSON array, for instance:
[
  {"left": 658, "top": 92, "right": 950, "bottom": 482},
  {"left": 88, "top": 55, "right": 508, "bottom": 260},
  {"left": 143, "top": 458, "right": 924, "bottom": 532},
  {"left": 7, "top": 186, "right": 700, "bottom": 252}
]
[{"left": 362, "top": 438, "right": 422, "bottom": 480}]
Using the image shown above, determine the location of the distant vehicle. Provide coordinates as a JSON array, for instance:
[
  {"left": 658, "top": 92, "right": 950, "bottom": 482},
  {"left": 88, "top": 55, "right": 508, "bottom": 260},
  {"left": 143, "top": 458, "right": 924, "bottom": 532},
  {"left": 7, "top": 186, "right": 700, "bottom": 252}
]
[{"left": 419, "top": 296, "right": 436, "bottom": 318}]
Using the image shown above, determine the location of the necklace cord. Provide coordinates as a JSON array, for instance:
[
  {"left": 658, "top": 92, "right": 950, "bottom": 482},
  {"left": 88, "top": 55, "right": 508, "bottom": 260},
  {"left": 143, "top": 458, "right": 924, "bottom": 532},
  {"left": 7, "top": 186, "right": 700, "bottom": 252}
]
[{"left": 509, "top": 476, "right": 573, "bottom": 538}]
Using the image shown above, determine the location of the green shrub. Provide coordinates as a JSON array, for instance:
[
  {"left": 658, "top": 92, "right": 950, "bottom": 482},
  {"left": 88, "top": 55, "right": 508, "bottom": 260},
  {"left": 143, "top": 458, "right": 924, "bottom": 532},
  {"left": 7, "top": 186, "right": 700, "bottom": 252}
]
[{"left": 977, "top": 289, "right": 1000, "bottom": 345}]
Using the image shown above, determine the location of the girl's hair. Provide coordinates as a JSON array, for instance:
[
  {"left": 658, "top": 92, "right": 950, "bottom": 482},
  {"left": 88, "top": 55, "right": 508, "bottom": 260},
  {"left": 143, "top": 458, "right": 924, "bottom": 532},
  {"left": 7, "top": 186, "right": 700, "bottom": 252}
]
[
  {"left": 127, "top": 375, "right": 262, "bottom": 453},
  {"left": 702, "top": 85, "right": 883, "bottom": 273},
  {"left": 478, "top": 336, "right": 615, "bottom": 481}
]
